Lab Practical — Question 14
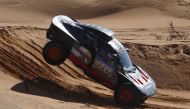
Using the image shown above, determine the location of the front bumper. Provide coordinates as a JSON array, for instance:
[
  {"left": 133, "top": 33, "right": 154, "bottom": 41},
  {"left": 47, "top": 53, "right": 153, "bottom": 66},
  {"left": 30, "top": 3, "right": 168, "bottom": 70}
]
[{"left": 139, "top": 79, "right": 156, "bottom": 97}]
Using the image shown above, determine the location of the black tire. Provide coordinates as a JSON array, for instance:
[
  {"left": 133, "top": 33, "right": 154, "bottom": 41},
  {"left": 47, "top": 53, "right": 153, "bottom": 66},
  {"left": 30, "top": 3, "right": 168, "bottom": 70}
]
[
  {"left": 42, "top": 41, "right": 69, "bottom": 65},
  {"left": 114, "top": 84, "right": 141, "bottom": 106}
]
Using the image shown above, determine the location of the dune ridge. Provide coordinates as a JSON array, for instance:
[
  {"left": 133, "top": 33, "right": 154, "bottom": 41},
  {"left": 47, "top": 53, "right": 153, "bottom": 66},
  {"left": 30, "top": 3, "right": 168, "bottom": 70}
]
[
  {"left": 0, "top": 0, "right": 190, "bottom": 108},
  {"left": 1, "top": 0, "right": 190, "bottom": 26}
]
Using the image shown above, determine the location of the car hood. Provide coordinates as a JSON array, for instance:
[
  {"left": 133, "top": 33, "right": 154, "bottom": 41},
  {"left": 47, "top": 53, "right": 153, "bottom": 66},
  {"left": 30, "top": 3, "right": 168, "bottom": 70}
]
[{"left": 125, "top": 66, "right": 156, "bottom": 96}]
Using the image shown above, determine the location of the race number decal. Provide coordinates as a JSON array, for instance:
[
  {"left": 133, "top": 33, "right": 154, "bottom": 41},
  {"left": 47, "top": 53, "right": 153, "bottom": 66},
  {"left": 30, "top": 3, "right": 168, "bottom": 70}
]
[{"left": 93, "top": 59, "right": 118, "bottom": 86}]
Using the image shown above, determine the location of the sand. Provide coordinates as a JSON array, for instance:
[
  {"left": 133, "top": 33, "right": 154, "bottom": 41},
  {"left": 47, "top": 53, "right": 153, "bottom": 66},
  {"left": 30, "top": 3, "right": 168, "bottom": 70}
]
[
  {"left": 83, "top": 7, "right": 190, "bottom": 28},
  {"left": 0, "top": 0, "right": 190, "bottom": 109}
]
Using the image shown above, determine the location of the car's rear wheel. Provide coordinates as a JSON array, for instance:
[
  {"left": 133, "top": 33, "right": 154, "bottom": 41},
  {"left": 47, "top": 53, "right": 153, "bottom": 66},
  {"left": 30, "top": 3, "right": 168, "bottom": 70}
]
[
  {"left": 114, "top": 85, "right": 140, "bottom": 106},
  {"left": 42, "top": 41, "right": 69, "bottom": 65}
]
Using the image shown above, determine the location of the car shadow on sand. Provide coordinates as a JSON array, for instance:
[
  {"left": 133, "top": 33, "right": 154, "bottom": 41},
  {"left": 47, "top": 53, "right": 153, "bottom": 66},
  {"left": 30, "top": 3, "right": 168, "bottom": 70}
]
[{"left": 11, "top": 77, "right": 147, "bottom": 109}]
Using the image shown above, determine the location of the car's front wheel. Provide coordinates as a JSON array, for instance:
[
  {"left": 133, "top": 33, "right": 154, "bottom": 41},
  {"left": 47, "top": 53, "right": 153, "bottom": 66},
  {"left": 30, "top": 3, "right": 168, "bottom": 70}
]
[
  {"left": 114, "top": 84, "right": 141, "bottom": 106},
  {"left": 42, "top": 41, "right": 69, "bottom": 65}
]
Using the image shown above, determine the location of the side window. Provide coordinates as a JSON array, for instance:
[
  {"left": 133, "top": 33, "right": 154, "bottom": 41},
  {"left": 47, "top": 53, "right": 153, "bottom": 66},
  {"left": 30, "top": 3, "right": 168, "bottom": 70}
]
[
  {"left": 82, "top": 32, "right": 97, "bottom": 49},
  {"left": 100, "top": 45, "right": 112, "bottom": 58},
  {"left": 97, "top": 38, "right": 104, "bottom": 50},
  {"left": 83, "top": 33, "right": 92, "bottom": 45}
]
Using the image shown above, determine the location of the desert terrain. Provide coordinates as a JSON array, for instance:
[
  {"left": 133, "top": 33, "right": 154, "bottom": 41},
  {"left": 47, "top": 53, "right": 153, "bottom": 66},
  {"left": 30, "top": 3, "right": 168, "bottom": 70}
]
[{"left": 0, "top": 0, "right": 190, "bottom": 109}]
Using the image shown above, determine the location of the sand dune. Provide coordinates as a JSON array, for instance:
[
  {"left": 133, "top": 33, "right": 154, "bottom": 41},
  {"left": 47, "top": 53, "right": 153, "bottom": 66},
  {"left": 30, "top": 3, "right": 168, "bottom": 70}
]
[
  {"left": 83, "top": 7, "right": 190, "bottom": 28},
  {"left": 0, "top": 26, "right": 190, "bottom": 109},
  {"left": 1, "top": 0, "right": 190, "bottom": 28},
  {"left": 0, "top": 0, "right": 127, "bottom": 25},
  {"left": 0, "top": 0, "right": 190, "bottom": 109}
]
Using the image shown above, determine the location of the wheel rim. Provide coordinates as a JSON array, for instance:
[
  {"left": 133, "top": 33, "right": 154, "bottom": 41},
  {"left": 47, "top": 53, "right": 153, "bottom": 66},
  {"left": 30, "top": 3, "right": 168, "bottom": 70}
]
[
  {"left": 47, "top": 47, "right": 61, "bottom": 60},
  {"left": 119, "top": 87, "right": 133, "bottom": 104}
]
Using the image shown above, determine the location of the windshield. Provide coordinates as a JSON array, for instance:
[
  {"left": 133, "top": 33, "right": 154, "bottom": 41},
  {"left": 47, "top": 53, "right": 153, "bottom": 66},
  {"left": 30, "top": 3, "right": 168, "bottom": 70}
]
[
  {"left": 117, "top": 49, "right": 134, "bottom": 72},
  {"left": 108, "top": 38, "right": 135, "bottom": 73}
]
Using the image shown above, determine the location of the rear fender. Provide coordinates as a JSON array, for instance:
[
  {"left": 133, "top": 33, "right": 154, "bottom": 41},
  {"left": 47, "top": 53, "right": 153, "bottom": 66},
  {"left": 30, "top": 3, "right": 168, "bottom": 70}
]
[{"left": 47, "top": 23, "right": 74, "bottom": 51}]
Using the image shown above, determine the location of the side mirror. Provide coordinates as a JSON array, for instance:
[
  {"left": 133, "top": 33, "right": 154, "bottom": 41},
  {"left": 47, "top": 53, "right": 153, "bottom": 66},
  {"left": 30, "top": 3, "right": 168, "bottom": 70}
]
[{"left": 125, "top": 48, "right": 129, "bottom": 52}]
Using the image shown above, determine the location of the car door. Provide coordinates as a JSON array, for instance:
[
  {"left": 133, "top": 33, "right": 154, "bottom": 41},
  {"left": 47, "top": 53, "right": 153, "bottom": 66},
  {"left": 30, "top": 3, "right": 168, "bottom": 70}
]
[{"left": 92, "top": 44, "right": 118, "bottom": 88}]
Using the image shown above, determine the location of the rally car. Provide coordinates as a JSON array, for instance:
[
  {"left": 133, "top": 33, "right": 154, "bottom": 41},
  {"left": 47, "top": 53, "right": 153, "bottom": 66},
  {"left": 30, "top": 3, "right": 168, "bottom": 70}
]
[{"left": 42, "top": 15, "right": 156, "bottom": 105}]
